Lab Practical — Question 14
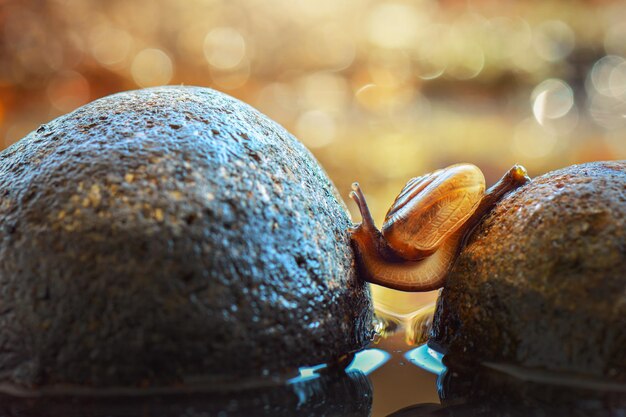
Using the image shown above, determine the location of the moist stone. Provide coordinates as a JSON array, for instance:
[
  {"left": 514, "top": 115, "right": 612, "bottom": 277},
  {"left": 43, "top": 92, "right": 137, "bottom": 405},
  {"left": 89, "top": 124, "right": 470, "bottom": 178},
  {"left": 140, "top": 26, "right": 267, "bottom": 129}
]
[
  {"left": 0, "top": 86, "right": 373, "bottom": 387},
  {"left": 430, "top": 161, "right": 626, "bottom": 381}
]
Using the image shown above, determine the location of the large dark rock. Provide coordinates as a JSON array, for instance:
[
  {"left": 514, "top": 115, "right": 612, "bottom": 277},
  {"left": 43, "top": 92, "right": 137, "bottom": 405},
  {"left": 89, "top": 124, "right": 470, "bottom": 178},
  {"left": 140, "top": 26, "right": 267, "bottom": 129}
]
[
  {"left": 0, "top": 86, "right": 373, "bottom": 388},
  {"left": 430, "top": 161, "right": 626, "bottom": 381}
]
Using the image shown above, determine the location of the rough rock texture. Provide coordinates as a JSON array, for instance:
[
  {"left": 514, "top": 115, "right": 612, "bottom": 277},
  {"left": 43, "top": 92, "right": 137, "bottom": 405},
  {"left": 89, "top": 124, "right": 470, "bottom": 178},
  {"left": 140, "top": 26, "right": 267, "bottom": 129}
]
[
  {"left": 430, "top": 161, "right": 626, "bottom": 381},
  {"left": 0, "top": 86, "right": 373, "bottom": 388}
]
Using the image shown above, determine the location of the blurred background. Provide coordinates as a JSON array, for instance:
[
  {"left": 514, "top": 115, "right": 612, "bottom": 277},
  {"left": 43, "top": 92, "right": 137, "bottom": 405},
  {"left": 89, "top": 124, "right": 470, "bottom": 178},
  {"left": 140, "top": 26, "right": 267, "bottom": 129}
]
[
  {"left": 0, "top": 0, "right": 626, "bottom": 322},
  {"left": 2, "top": 0, "right": 626, "bottom": 414},
  {"left": 3, "top": 0, "right": 626, "bottom": 317}
]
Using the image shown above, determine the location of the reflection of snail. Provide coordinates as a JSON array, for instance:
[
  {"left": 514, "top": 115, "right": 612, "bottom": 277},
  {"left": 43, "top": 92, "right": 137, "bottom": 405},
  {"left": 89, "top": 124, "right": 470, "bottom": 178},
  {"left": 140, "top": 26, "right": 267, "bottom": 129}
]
[{"left": 349, "top": 164, "right": 530, "bottom": 292}]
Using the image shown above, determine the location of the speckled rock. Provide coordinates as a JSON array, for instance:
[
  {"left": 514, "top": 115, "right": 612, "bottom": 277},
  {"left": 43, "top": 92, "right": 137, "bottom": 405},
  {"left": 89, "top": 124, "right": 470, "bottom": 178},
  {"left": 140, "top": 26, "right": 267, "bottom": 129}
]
[
  {"left": 430, "top": 161, "right": 626, "bottom": 381},
  {"left": 0, "top": 86, "right": 373, "bottom": 388}
]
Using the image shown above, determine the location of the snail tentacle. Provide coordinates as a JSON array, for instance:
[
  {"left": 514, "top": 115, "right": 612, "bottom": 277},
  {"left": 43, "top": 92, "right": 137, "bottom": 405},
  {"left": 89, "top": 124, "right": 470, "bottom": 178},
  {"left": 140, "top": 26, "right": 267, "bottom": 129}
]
[
  {"left": 349, "top": 183, "right": 408, "bottom": 262},
  {"left": 349, "top": 182, "right": 376, "bottom": 232}
]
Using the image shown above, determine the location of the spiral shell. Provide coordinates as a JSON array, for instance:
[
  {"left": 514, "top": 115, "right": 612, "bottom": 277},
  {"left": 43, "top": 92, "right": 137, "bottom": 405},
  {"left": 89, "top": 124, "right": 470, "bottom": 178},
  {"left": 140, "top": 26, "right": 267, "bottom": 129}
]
[{"left": 381, "top": 163, "right": 486, "bottom": 260}]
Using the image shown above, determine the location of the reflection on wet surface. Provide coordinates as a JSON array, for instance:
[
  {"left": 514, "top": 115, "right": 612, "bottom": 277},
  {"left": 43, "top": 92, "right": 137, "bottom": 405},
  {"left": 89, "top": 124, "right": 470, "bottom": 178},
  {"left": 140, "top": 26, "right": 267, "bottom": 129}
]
[
  {"left": 1, "top": 334, "right": 624, "bottom": 417},
  {"left": 0, "top": 369, "right": 373, "bottom": 417},
  {"left": 391, "top": 343, "right": 626, "bottom": 417},
  {"left": 405, "top": 345, "right": 445, "bottom": 376}
]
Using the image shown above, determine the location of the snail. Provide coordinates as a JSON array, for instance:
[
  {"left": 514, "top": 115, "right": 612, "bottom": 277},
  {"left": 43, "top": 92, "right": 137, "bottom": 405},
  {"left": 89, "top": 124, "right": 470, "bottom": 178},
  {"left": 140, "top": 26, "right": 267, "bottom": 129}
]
[{"left": 349, "top": 163, "right": 530, "bottom": 292}]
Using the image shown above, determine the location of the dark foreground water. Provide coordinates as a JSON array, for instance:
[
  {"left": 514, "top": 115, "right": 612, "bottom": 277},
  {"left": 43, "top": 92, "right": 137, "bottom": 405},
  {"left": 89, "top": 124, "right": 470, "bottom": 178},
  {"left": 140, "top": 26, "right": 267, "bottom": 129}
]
[{"left": 0, "top": 333, "right": 623, "bottom": 417}]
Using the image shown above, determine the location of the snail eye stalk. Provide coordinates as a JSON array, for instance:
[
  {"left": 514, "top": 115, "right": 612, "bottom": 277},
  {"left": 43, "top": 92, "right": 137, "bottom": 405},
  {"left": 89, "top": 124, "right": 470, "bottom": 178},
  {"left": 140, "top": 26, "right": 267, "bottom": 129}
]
[{"left": 350, "top": 182, "right": 377, "bottom": 231}]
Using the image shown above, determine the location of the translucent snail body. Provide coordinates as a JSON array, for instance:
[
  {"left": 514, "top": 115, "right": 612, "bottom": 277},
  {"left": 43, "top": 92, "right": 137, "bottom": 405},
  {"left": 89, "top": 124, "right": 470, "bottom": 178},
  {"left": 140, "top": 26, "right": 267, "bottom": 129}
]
[{"left": 349, "top": 163, "right": 530, "bottom": 291}]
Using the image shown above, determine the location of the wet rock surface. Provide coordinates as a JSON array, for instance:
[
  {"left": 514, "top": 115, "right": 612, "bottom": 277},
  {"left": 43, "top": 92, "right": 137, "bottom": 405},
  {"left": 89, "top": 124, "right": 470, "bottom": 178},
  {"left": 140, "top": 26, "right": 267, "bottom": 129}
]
[
  {"left": 0, "top": 86, "right": 373, "bottom": 387},
  {"left": 0, "top": 370, "right": 372, "bottom": 417},
  {"left": 391, "top": 355, "right": 626, "bottom": 417},
  {"left": 430, "top": 161, "right": 626, "bottom": 381}
]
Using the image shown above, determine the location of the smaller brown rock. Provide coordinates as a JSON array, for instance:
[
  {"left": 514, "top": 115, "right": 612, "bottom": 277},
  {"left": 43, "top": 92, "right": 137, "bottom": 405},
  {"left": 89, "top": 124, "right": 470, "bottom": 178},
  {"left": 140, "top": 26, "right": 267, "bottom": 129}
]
[{"left": 430, "top": 161, "right": 626, "bottom": 381}]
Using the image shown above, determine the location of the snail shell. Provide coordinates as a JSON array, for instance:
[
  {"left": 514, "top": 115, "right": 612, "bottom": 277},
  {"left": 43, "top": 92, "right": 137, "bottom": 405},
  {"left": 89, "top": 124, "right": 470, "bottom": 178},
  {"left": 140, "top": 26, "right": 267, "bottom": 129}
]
[
  {"left": 382, "top": 164, "right": 485, "bottom": 261},
  {"left": 349, "top": 163, "right": 530, "bottom": 291}
]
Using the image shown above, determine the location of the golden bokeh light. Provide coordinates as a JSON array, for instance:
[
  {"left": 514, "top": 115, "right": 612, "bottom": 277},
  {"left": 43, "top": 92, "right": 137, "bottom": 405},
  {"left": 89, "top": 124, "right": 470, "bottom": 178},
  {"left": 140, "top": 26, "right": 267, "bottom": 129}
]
[
  {"left": 295, "top": 110, "right": 336, "bottom": 149},
  {"left": 513, "top": 117, "right": 559, "bottom": 160},
  {"left": 203, "top": 27, "right": 247, "bottom": 70},
  {"left": 1, "top": 0, "right": 626, "bottom": 316},
  {"left": 532, "top": 79, "right": 574, "bottom": 125},
  {"left": 533, "top": 20, "right": 576, "bottom": 62},
  {"left": 367, "top": 3, "right": 421, "bottom": 49},
  {"left": 90, "top": 25, "right": 134, "bottom": 68},
  {"left": 131, "top": 48, "right": 174, "bottom": 87},
  {"left": 46, "top": 71, "right": 91, "bottom": 112}
]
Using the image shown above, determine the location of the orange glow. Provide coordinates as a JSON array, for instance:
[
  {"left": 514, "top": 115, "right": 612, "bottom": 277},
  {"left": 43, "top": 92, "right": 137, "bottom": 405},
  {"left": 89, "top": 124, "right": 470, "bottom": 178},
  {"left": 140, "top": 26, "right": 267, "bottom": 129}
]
[{"left": 1, "top": 0, "right": 626, "bottom": 317}]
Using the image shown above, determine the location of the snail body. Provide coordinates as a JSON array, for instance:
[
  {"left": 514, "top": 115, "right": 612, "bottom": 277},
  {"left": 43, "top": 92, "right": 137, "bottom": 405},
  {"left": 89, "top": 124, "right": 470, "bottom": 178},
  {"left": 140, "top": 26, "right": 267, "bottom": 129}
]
[{"left": 349, "top": 163, "right": 530, "bottom": 291}]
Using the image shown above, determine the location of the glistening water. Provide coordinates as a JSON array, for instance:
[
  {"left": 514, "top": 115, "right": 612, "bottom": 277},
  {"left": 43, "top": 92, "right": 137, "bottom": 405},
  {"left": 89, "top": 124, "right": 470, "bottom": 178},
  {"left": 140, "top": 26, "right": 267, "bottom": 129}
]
[{"left": 0, "top": 333, "right": 624, "bottom": 416}]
